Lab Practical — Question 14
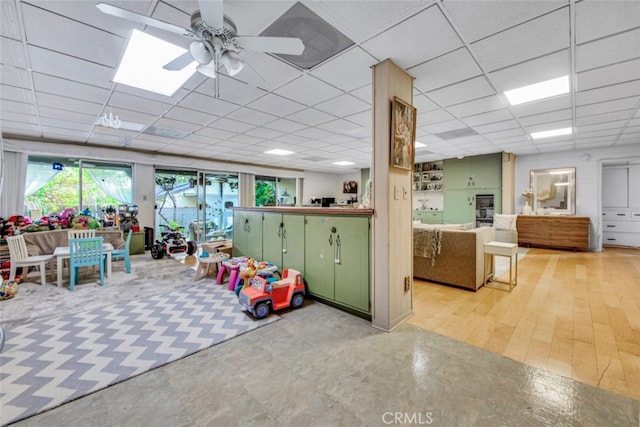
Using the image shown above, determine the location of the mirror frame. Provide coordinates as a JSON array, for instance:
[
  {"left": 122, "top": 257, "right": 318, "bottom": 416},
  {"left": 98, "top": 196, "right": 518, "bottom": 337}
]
[{"left": 530, "top": 167, "right": 576, "bottom": 215}]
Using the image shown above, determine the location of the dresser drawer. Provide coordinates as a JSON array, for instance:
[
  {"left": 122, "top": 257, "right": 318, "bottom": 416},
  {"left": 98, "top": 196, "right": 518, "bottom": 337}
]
[
  {"left": 603, "top": 232, "right": 640, "bottom": 247},
  {"left": 602, "top": 220, "right": 640, "bottom": 233},
  {"left": 602, "top": 210, "right": 630, "bottom": 219},
  {"left": 631, "top": 211, "right": 640, "bottom": 220}
]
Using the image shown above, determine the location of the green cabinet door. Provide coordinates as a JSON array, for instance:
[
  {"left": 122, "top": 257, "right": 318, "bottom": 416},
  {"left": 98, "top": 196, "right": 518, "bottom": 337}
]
[
  {"left": 333, "top": 217, "right": 370, "bottom": 313},
  {"left": 470, "top": 154, "right": 501, "bottom": 189},
  {"left": 443, "top": 190, "right": 474, "bottom": 224},
  {"left": 232, "top": 211, "right": 263, "bottom": 258},
  {"left": 262, "top": 212, "right": 283, "bottom": 266},
  {"left": 304, "top": 216, "right": 336, "bottom": 300},
  {"left": 443, "top": 158, "right": 472, "bottom": 189},
  {"left": 282, "top": 214, "right": 305, "bottom": 274}
]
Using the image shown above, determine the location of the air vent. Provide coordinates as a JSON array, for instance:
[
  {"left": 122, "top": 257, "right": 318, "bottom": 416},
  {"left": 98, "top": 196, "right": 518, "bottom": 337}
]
[
  {"left": 433, "top": 128, "right": 478, "bottom": 140},
  {"left": 302, "top": 155, "right": 330, "bottom": 162},
  {"left": 143, "top": 126, "right": 189, "bottom": 139},
  {"left": 260, "top": 2, "right": 354, "bottom": 69}
]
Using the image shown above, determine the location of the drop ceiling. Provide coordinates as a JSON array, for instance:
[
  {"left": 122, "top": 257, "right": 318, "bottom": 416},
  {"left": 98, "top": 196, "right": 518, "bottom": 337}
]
[{"left": 1, "top": 0, "right": 639, "bottom": 174}]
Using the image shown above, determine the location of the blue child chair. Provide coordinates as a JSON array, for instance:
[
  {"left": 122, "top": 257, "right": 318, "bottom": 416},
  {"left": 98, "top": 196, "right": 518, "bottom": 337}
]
[
  {"left": 69, "top": 237, "right": 105, "bottom": 291},
  {"left": 110, "top": 230, "right": 132, "bottom": 273}
]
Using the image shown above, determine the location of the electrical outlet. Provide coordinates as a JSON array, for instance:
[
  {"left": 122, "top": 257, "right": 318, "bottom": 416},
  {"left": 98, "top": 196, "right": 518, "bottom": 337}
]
[{"left": 404, "top": 276, "right": 411, "bottom": 292}]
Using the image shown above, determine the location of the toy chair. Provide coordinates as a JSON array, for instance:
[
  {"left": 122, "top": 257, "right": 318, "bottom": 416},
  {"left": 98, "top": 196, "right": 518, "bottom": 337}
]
[
  {"left": 110, "top": 229, "right": 132, "bottom": 273},
  {"left": 68, "top": 229, "right": 96, "bottom": 239},
  {"left": 69, "top": 237, "right": 105, "bottom": 291},
  {"left": 6, "top": 235, "right": 54, "bottom": 285}
]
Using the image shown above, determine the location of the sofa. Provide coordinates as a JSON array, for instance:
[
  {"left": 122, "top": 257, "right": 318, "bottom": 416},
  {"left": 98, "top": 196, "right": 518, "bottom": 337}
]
[
  {"left": 413, "top": 224, "right": 495, "bottom": 291},
  {"left": 22, "top": 229, "right": 126, "bottom": 256}
]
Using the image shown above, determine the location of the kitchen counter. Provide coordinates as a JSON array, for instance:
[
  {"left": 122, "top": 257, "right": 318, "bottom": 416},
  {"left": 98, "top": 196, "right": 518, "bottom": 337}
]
[{"left": 231, "top": 206, "right": 374, "bottom": 216}]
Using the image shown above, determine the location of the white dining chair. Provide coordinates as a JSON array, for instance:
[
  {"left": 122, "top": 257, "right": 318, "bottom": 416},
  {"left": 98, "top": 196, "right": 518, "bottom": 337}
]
[
  {"left": 6, "top": 235, "right": 55, "bottom": 285},
  {"left": 68, "top": 229, "right": 96, "bottom": 239}
]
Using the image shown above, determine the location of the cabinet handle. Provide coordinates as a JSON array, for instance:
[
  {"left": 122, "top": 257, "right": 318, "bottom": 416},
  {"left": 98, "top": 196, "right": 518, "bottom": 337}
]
[
  {"left": 606, "top": 238, "right": 617, "bottom": 241},
  {"left": 282, "top": 228, "right": 287, "bottom": 253},
  {"left": 329, "top": 235, "right": 333, "bottom": 246},
  {"left": 335, "top": 235, "right": 341, "bottom": 264},
  {"left": 277, "top": 223, "right": 283, "bottom": 238},
  {"left": 616, "top": 213, "right": 625, "bottom": 216},
  {"left": 606, "top": 225, "right": 616, "bottom": 228}
]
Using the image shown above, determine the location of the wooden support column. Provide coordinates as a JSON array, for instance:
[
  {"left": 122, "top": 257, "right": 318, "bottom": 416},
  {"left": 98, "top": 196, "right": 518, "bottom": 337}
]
[{"left": 371, "top": 59, "right": 414, "bottom": 331}]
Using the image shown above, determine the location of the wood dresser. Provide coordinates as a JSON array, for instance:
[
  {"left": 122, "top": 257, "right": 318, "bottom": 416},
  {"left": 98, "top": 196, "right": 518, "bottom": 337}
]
[{"left": 517, "top": 215, "right": 590, "bottom": 250}]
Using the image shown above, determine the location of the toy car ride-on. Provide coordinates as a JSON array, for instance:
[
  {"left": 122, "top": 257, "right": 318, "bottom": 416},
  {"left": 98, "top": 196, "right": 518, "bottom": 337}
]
[
  {"left": 151, "top": 223, "right": 197, "bottom": 259},
  {"left": 239, "top": 269, "right": 305, "bottom": 319}
]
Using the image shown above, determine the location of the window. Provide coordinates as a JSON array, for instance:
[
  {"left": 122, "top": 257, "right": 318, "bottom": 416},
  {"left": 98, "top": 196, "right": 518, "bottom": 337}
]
[{"left": 25, "top": 157, "right": 133, "bottom": 221}]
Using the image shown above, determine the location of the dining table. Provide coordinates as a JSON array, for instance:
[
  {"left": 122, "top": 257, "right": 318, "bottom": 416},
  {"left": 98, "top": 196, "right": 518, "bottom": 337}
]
[{"left": 53, "top": 243, "right": 114, "bottom": 287}]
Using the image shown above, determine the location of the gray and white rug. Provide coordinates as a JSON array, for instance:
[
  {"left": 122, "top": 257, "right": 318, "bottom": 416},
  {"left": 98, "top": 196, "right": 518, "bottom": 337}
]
[{"left": 0, "top": 254, "right": 277, "bottom": 425}]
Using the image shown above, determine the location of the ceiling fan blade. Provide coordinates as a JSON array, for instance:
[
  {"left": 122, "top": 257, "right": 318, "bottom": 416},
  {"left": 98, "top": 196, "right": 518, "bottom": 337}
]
[
  {"left": 235, "top": 36, "right": 304, "bottom": 55},
  {"left": 163, "top": 51, "right": 194, "bottom": 71},
  {"left": 96, "top": 3, "right": 196, "bottom": 39},
  {"left": 197, "top": 63, "right": 217, "bottom": 79},
  {"left": 235, "top": 62, "right": 266, "bottom": 87},
  {"left": 198, "top": 0, "right": 224, "bottom": 30}
]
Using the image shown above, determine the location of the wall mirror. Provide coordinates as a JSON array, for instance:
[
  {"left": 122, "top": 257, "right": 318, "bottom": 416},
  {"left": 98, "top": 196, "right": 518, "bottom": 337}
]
[{"left": 530, "top": 167, "right": 576, "bottom": 215}]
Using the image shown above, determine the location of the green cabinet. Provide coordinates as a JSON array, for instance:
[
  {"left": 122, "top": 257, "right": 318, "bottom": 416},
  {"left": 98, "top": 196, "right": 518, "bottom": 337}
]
[
  {"left": 413, "top": 210, "right": 443, "bottom": 224},
  {"left": 304, "top": 215, "right": 370, "bottom": 315},
  {"left": 444, "top": 153, "right": 501, "bottom": 190},
  {"left": 129, "top": 232, "right": 145, "bottom": 254},
  {"left": 232, "top": 210, "right": 263, "bottom": 258},
  {"left": 262, "top": 212, "right": 305, "bottom": 275},
  {"left": 443, "top": 189, "right": 502, "bottom": 225}
]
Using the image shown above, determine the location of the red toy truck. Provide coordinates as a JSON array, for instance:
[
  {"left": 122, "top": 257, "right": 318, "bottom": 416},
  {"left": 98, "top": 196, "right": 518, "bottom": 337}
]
[{"left": 239, "top": 269, "right": 305, "bottom": 319}]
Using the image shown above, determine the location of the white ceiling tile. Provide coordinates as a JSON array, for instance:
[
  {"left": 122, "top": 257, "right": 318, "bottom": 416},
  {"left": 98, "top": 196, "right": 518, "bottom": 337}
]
[
  {"left": 343, "top": 110, "right": 371, "bottom": 128},
  {"left": 287, "top": 108, "right": 335, "bottom": 126},
  {"left": 0, "top": 38, "right": 27, "bottom": 68},
  {"left": 525, "top": 120, "right": 572, "bottom": 134},
  {"left": 447, "top": 95, "right": 506, "bottom": 118},
  {"left": 196, "top": 126, "right": 235, "bottom": 140},
  {"left": 417, "top": 108, "right": 454, "bottom": 126},
  {"left": 1, "top": 99, "right": 37, "bottom": 115},
  {"left": 275, "top": 75, "right": 342, "bottom": 106},
  {"left": 0, "top": 1, "right": 20, "bottom": 38},
  {"left": 244, "top": 127, "right": 285, "bottom": 140},
  {"left": 0, "top": 85, "right": 34, "bottom": 104},
  {"left": 361, "top": 5, "right": 463, "bottom": 69},
  {"left": 246, "top": 93, "right": 306, "bottom": 116},
  {"left": 163, "top": 106, "right": 217, "bottom": 126},
  {"left": 511, "top": 96, "right": 572, "bottom": 118},
  {"left": 411, "top": 48, "right": 482, "bottom": 93},
  {"left": 179, "top": 92, "right": 238, "bottom": 117},
  {"left": 314, "top": 94, "right": 370, "bottom": 117},
  {"left": 238, "top": 52, "right": 302, "bottom": 92},
  {"left": 413, "top": 94, "right": 440, "bottom": 113},
  {"left": 274, "top": 134, "right": 309, "bottom": 145},
  {"left": 22, "top": 4, "right": 124, "bottom": 68},
  {"left": 473, "top": 120, "right": 521, "bottom": 134},
  {"left": 36, "top": 92, "right": 102, "bottom": 115},
  {"left": 576, "top": 111, "right": 636, "bottom": 127},
  {"left": 576, "top": 29, "right": 640, "bottom": 73},
  {"left": 579, "top": 120, "right": 627, "bottom": 134},
  {"left": 310, "top": 47, "right": 377, "bottom": 92},
  {"left": 316, "top": 119, "right": 361, "bottom": 134},
  {"left": 489, "top": 50, "right": 570, "bottom": 93},
  {"left": 349, "top": 85, "right": 371, "bottom": 104},
  {"left": 28, "top": 45, "right": 113, "bottom": 88},
  {"left": 0, "top": 111, "right": 38, "bottom": 124},
  {"left": 37, "top": 106, "right": 95, "bottom": 123},
  {"left": 483, "top": 128, "right": 526, "bottom": 140},
  {"left": 471, "top": 8, "right": 569, "bottom": 71},
  {"left": 293, "top": 127, "right": 332, "bottom": 140},
  {"left": 229, "top": 134, "right": 266, "bottom": 145},
  {"left": 109, "top": 91, "right": 171, "bottom": 116},
  {"left": 576, "top": 98, "right": 638, "bottom": 118},
  {"left": 226, "top": 107, "right": 278, "bottom": 126},
  {"left": 576, "top": 129, "right": 621, "bottom": 139},
  {"left": 194, "top": 75, "right": 266, "bottom": 106},
  {"left": 575, "top": 1, "right": 640, "bottom": 44},
  {"left": 208, "top": 117, "right": 254, "bottom": 133},
  {"left": 443, "top": 1, "right": 564, "bottom": 43},
  {"left": 115, "top": 84, "right": 190, "bottom": 105},
  {"left": 263, "top": 118, "right": 307, "bottom": 133},
  {"left": 41, "top": 126, "right": 90, "bottom": 141},
  {"left": 33, "top": 73, "right": 110, "bottom": 103},
  {"left": 421, "top": 119, "right": 468, "bottom": 134},
  {"left": 183, "top": 133, "right": 221, "bottom": 145},
  {"left": 519, "top": 109, "right": 572, "bottom": 127},
  {"left": 1, "top": 122, "right": 41, "bottom": 135},
  {"left": 0, "top": 65, "right": 30, "bottom": 88},
  {"left": 578, "top": 59, "right": 640, "bottom": 92},
  {"left": 577, "top": 81, "right": 640, "bottom": 106},
  {"left": 462, "top": 109, "right": 514, "bottom": 127},
  {"left": 427, "top": 76, "right": 495, "bottom": 107}
]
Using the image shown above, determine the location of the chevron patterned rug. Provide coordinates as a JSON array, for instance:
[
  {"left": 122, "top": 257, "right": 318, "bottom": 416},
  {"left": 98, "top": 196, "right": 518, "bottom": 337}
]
[{"left": 0, "top": 284, "right": 278, "bottom": 425}]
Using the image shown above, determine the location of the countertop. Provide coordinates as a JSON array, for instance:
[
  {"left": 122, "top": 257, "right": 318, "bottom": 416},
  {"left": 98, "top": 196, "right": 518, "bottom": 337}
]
[{"left": 231, "top": 206, "right": 374, "bottom": 216}]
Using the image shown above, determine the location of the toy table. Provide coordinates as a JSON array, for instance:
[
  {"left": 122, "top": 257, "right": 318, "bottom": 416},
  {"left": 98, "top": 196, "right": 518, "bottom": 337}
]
[
  {"left": 194, "top": 252, "right": 230, "bottom": 282},
  {"left": 217, "top": 257, "right": 249, "bottom": 289}
]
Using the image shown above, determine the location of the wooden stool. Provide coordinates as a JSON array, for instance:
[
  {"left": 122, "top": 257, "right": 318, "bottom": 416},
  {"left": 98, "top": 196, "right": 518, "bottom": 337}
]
[{"left": 484, "top": 241, "right": 518, "bottom": 291}]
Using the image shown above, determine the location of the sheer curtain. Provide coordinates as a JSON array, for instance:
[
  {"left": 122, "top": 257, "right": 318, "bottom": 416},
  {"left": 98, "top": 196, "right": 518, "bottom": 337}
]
[
  {"left": 85, "top": 168, "right": 133, "bottom": 204},
  {"left": 0, "top": 151, "right": 28, "bottom": 217},
  {"left": 25, "top": 162, "right": 61, "bottom": 197}
]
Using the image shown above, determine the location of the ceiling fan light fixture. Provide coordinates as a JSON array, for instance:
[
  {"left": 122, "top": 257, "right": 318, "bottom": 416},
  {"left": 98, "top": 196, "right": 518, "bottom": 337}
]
[
  {"left": 220, "top": 50, "right": 244, "bottom": 76},
  {"left": 189, "top": 40, "right": 212, "bottom": 64}
]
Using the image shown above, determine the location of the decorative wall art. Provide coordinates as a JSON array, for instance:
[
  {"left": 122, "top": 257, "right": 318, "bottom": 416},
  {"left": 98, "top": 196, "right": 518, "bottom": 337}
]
[{"left": 390, "top": 96, "right": 416, "bottom": 170}]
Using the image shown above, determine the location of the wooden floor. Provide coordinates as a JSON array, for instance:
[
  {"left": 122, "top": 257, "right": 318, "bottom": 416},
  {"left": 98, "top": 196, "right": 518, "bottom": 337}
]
[{"left": 408, "top": 246, "right": 640, "bottom": 402}]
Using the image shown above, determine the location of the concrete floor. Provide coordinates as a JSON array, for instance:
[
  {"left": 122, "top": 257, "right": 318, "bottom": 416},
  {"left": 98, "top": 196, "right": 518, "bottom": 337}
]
[{"left": 11, "top": 298, "right": 640, "bottom": 426}]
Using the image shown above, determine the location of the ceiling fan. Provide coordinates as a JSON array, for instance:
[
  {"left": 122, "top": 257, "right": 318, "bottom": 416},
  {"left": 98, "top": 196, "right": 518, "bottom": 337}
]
[{"left": 96, "top": 1, "right": 305, "bottom": 96}]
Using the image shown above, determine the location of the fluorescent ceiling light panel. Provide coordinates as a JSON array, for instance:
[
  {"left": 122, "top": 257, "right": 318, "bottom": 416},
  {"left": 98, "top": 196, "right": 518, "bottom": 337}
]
[
  {"left": 333, "top": 161, "right": 354, "bottom": 166},
  {"left": 530, "top": 127, "right": 572, "bottom": 140},
  {"left": 504, "top": 76, "right": 569, "bottom": 106},
  {"left": 114, "top": 30, "right": 197, "bottom": 96},
  {"left": 265, "top": 149, "right": 294, "bottom": 155},
  {"left": 415, "top": 141, "right": 427, "bottom": 148}
]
